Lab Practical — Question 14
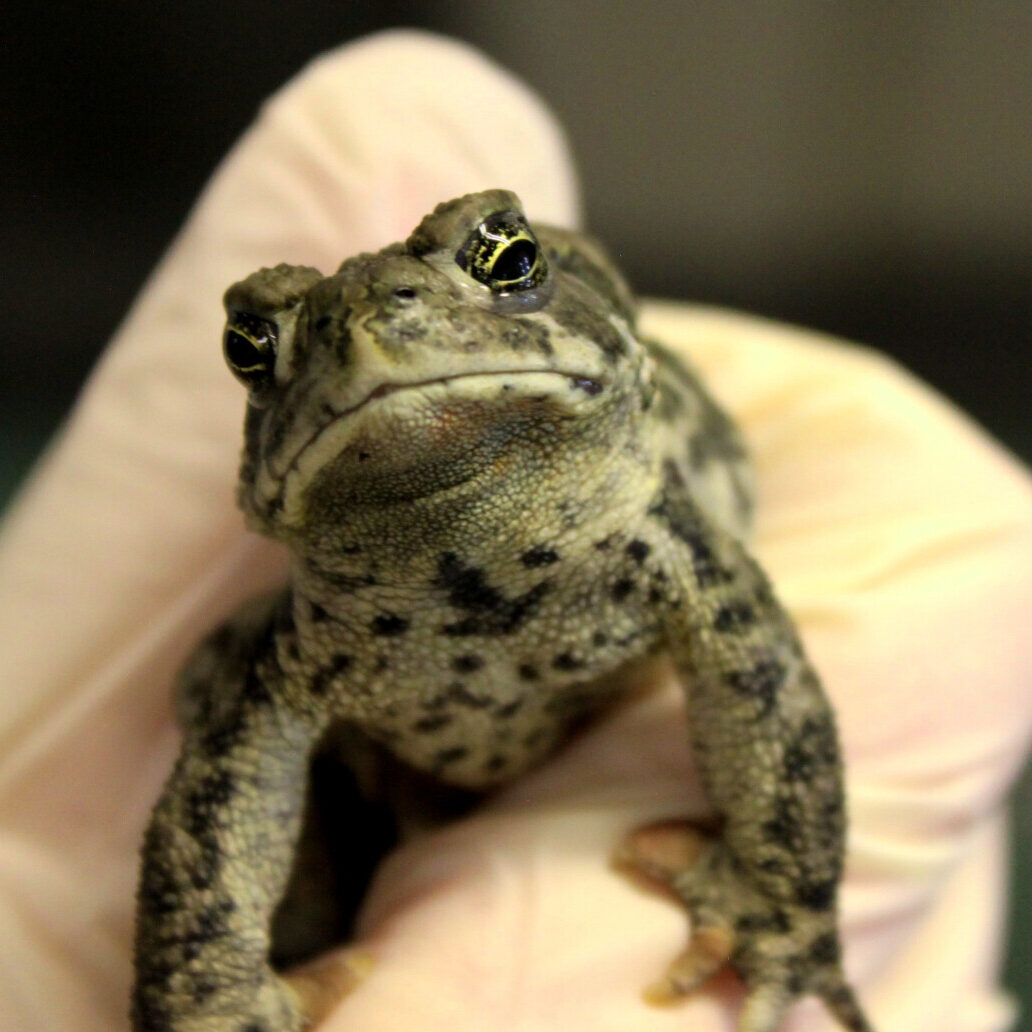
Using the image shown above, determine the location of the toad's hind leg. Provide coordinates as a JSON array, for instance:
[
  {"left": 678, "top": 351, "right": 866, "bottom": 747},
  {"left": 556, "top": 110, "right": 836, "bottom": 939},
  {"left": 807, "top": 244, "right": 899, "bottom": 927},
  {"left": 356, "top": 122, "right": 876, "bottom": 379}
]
[{"left": 613, "top": 820, "right": 872, "bottom": 1032}]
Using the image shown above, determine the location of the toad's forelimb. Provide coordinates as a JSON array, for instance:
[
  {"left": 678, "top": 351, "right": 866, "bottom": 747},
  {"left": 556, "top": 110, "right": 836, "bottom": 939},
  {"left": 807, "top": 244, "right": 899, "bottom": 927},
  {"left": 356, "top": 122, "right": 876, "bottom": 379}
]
[{"left": 633, "top": 470, "right": 873, "bottom": 1032}]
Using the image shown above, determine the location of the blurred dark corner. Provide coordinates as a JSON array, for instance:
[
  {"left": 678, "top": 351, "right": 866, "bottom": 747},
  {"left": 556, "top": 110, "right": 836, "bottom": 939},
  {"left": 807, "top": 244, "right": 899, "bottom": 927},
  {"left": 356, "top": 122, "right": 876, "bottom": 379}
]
[{"left": 1, "top": 0, "right": 1029, "bottom": 1013}]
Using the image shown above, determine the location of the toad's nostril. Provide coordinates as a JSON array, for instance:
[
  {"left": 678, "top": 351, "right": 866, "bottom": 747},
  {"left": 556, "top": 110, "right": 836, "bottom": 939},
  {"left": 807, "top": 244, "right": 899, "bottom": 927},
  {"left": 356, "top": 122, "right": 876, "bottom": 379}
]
[{"left": 393, "top": 287, "right": 417, "bottom": 300}]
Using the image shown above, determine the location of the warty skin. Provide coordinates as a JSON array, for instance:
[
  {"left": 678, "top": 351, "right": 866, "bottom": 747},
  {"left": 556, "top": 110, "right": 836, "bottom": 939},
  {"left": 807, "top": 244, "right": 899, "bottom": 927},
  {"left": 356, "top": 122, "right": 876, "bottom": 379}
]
[{"left": 132, "top": 190, "right": 872, "bottom": 1032}]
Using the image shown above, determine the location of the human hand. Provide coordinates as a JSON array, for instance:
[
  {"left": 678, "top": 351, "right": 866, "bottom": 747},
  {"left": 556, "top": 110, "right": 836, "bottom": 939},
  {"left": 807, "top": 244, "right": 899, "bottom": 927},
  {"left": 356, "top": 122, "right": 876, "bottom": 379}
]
[{"left": 1, "top": 30, "right": 1030, "bottom": 1032}]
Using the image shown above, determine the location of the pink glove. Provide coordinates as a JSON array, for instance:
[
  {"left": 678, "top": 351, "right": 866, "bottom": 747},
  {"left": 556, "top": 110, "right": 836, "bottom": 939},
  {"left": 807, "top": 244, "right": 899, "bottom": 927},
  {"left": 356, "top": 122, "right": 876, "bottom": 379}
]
[{"left": 1, "top": 30, "right": 1030, "bottom": 1032}]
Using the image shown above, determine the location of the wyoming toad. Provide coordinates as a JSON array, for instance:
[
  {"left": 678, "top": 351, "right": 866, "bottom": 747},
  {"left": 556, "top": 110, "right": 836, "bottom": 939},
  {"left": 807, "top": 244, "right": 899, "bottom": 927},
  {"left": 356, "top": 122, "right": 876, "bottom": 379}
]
[{"left": 132, "top": 190, "right": 873, "bottom": 1032}]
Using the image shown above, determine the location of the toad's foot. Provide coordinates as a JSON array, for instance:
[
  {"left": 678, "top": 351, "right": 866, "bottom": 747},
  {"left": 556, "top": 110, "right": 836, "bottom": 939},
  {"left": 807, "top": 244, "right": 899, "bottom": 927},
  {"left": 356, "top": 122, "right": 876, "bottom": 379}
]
[
  {"left": 283, "top": 948, "right": 375, "bottom": 1028},
  {"left": 612, "top": 820, "right": 873, "bottom": 1032}
]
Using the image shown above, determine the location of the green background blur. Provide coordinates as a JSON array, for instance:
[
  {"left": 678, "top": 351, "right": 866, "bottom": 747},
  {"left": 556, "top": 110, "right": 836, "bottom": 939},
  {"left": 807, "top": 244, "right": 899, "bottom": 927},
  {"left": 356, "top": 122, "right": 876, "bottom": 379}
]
[{"left": 3, "top": 2, "right": 1029, "bottom": 1021}]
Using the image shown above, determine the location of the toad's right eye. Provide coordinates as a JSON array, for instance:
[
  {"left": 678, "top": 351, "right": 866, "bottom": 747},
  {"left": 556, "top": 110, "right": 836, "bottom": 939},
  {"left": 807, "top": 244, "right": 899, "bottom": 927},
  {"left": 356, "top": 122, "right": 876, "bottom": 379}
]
[{"left": 224, "top": 312, "right": 277, "bottom": 388}]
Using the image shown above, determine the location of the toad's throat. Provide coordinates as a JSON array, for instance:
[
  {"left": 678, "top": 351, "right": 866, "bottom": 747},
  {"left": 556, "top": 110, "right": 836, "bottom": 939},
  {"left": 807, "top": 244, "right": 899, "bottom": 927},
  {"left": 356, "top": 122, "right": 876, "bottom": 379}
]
[{"left": 275, "top": 369, "right": 604, "bottom": 484}]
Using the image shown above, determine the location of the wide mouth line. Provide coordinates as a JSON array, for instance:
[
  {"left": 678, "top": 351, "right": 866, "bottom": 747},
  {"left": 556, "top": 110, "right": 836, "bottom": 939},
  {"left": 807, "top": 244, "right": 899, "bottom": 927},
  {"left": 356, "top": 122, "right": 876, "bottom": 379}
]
[
  {"left": 337, "top": 368, "right": 602, "bottom": 420},
  {"left": 273, "top": 368, "right": 604, "bottom": 487}
]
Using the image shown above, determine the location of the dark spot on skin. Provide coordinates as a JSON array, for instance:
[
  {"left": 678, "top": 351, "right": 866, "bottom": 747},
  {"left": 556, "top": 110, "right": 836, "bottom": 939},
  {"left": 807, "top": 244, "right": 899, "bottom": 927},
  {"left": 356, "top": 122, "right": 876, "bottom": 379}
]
[
  {"left": 447, "top": 682, "right": 491, "bottom": 708},
  {"left": 191, "top": 980, "right": 216, "bottom": 1004},
  {"left": 415, "top": 714, "right": 453, "bottom": 733},
  {"left": 183, "top": 899, "right": 236, "bottom": 944},
  {"left": 647, "top": 586, "right": 664, "bottom": 604},
  {"left": 735, "top": 911, "right": 791, "bottom": 935},
  {"left": 137, "top": 827, "right": 184, "bottom": 918},
  {"left": 496, "top": 699, "right": 523, "bottom": 718},
  {"left": 762, "top": 796, "right": 803, "bottom": 851},
  {"left": 189, "top": 844, "right": 219, "bottom": 891},
  {"left": 626, "top": 539, "right": 650, "bottom": 564},
  {"left": 523, "top": 728, "right": 546, "bottom": 749},
  {"left": 486, "top": 754, "right": 507, "bottom": 772},
  {"left": 434, "top": 552, "right": 550, "bottom": 636},
  {"left": 684, "top": 532, "right": 734, "bottom": 587},
  {"left": 548, "top": 286, "right": 627, "bottom": 363},
  {"left": 647, "top": 466, "right": 735, "bottom": 586},
  {"left": 797, "top": 878, "right": 836, "bottom": 911},
  {"left": 594, "top": 535, "right": 615, "bottom": 551},
  {"left": 452, "top": 654, "right": 483, "bottom": 673},
  {"left": 374, "top": 655, "right": 389, "bottom": 673},
  {"left": 809, "top": 932, "right": 840, "bottom": 965},
  {"left": 725, "top": 658, "right": 786, "bottom": 717},
  {"left": 799, "top": 713, "right": 841, "bottom": 766},
  {"left": 371, "top": 613, "right": 409, "bottom": 636},
  {"left": 786, "top": 972, "right": 805, "bottom": 995},
  {"left": 686, "top": 386, "right": 748, "bottom": 470},
  {"left": 611, "top": 578, "right": 634, "bottom": 601},
  {"left": 783, "top": 741, "right": 817, "bottom": 781},
  {"left": 500, "top": 321, "right": 553, "bottom": 357},
  {"left": 434, "top": 552, "right": 500, "bottom": 609},
  {"left": 553, "top": 652, "right": 585, "bottom": 671},
  {"left": 436, "top": 746, "right": 469, "bottom": 766},
  {"left": 753, "top": 579, "right": 776, "bottom": 609},
  {"left": 517, "top": 663, "right": 539, "bottom": 680},
  {"left": 714, "top": 600, "right": 756, "bottom": 632},
  {"left": 310, "top": 654, "right": 351, "bottom": 696},
  {"left": 199, "top": 711, "right": 247, "bottom": 757},
  {"left": 309, "top": 602, "right": 329, "bottom": 623},
  {"left": 592, "top": 630, "right": 608, "bottom": 646},
  {"left": 241, "top": 1024, "right": 267, "bottom": 1032},
  {"left": 185, "top": 769, "right": 235, "bottom": 840},
  {"left": 521, "top": 545, "right": 559, "bottom": 568},
  {"left": 315, "top": 315, "right": 332, "bottom": 332}
]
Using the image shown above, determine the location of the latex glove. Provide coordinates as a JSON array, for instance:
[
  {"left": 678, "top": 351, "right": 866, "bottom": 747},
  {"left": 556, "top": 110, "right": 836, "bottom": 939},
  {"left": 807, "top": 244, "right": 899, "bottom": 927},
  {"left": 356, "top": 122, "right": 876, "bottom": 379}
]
[{"left": 1, "top": 30, "right": 1030, "bottom": 1032}]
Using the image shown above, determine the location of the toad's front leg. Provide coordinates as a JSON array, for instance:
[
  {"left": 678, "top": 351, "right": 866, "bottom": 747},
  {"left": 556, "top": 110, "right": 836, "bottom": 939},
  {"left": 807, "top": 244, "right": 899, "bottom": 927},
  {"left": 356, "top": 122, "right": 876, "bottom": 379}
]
[
  {"left": 132, "top": 621, "right": 333, "bottom": 1032},
  {"left": 618, "top": 473, "right": 874, "bottom": 1032}
]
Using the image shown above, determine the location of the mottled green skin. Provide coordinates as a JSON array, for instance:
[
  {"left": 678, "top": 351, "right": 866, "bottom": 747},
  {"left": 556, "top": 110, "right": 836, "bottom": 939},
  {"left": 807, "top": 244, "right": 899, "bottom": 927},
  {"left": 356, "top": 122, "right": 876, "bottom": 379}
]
[{"left": 132, "top": 191, "right": 872, "bottom": 1032}]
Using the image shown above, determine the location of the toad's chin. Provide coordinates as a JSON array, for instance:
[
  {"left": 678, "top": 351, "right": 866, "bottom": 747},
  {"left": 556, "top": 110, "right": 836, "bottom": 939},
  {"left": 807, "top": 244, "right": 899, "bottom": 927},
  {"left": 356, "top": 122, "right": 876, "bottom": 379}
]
[{"left": 277, "top": 371, "right": 595, "bottom": 523}]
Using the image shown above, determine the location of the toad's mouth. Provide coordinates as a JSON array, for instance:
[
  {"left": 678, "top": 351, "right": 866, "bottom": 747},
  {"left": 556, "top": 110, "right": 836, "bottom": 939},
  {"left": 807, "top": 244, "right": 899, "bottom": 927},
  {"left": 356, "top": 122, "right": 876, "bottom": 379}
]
[{"left": 273, "top": 368, "right": 605, "bottom": 487}]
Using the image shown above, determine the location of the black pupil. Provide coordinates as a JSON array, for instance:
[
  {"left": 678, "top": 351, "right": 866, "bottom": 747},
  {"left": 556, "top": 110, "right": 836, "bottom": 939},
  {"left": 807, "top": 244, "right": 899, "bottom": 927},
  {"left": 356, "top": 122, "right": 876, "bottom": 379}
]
[
  {"left": 490, "top": 239, "right": 536, "bottom": 283},
  {"left": 225, "top": 329, "right": 263, "bottom": 368}
]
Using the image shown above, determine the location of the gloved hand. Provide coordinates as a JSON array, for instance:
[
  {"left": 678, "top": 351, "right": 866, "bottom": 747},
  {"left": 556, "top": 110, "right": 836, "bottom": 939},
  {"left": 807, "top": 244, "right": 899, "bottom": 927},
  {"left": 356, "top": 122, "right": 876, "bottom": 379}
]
[{"left": 1, "top": 30, "right": 1030, "bottom": 1032}]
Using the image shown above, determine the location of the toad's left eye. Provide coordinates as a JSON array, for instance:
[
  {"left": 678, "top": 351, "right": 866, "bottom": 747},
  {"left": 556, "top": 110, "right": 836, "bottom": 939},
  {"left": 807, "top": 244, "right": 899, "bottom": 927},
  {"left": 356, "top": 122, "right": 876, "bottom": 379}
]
[{"left": 457, "top": 212, "right": 548, "bottom": 293}]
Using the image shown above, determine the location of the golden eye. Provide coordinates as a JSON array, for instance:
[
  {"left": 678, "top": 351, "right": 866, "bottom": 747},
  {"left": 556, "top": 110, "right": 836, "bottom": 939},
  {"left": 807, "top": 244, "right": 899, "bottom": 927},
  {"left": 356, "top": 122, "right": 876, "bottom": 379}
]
[
  {"left": 457, "top": 212, "right": 548, "bottom": 293},
  {"left": 224, "top": 311, "right": 277, "bottom": 387}
]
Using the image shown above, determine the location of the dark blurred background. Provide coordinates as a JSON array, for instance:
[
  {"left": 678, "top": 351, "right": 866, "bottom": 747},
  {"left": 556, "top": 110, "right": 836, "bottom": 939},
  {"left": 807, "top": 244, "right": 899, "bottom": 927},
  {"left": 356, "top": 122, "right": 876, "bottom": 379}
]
[{"left": 2, "top": 0, "right": 1029, "bottom": 1015}]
